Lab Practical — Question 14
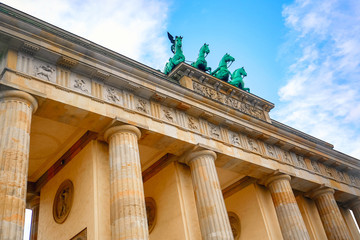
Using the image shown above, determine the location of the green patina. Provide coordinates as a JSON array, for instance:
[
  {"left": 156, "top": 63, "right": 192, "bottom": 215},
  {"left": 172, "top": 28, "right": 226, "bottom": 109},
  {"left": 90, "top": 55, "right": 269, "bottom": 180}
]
[
  {"left": 164, "top": 32, "right": 185, "bottom": 75},
  {"left": 191, "top": 43, "right": 211, "bottom": 73},
  {"left": 211, "top": 53, "right": 235, "bottom": 82},
  {"left": 229, "top": 67, "right": 249, "bottom": 92}
]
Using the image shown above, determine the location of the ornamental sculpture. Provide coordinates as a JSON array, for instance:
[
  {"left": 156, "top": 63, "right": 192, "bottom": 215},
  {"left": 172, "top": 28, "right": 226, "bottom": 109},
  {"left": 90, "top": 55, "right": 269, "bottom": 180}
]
[
  {"left": 211, "top": 53, "right": 235, "bottom": 81},
  {"left": 164, "top": 32, "right": 185, "bottom": 75},
  {"left": 163, "top": 32, "right": 251, "bottom": 92},
  {"left": 229, "top": 67, "right": 249, "bottom": 92},
  {"left": 53, "top": 179, "right": 74, "bottom": 224},
  {"left": 191, "top": 43, "right": 211, "bottom": 73}
]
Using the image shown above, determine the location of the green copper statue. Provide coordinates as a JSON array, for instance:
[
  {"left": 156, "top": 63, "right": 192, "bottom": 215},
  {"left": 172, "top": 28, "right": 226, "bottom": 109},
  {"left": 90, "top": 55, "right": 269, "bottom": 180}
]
[
  {"left": 228, "top": 67, "right": 249, "bottom": 92},
  {"left": 211, "top": 53, "right": 235, "bottom": 81},
  {"left": 164, "top": 32, "right": 185, "bottom": 75},
  {"left": 191, "top": 43, "right": 211, "bottom": 73}
]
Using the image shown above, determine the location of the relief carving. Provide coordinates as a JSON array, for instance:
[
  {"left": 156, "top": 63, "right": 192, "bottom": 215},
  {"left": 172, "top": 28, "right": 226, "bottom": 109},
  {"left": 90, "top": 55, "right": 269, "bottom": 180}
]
[
  {"left": 231, "top": 133, "right": 241, "bottom": 146},
  {"left": 228, "top": 212, "right": 241, "bottom": 240},
  {"left": 337, "top": 170, "right": 345, "bottom": 182},
  {"left": 136, "top": 99, "right": 148, "bottom": 113},
  {"left": 145, "top": 197, "right": 157, "bottom": 233},
  {"left": 247, "top": 138, "right": 259, "bottom": 152},
  {"left": 349, "top": 174, "right": 357, "bottom": 185},
  {"left": 282, "top": 151, "right": 292, "bottom": 164},
  {"left": 188, "top": 116, "right": 198, "bottom": 130},
  {"left": 295, "top": 155, "right": 307, "bottom": 169},
  {"left": 106, "top": 87, "right": 120, "bottom": 102},
  {"left": 53, "top": 179, "right": 74, "bottom": 224},
  {"left": 35, "top": 65, "right": 55, "bottom": 81},
  {"left": 265, "top": 144, "right": 276, "bottom": 158},
  {"left": 209, "top": 123, "right": 220, "bottom": 138},
  {"left": 162, "top": 108, "right": 174, "bottom": 122},
  {"left": 193, "top": 82, "right": 265, "bottom": 120},
  {"left": 324, "top": 165, "right": 334, "bottom": 178},
  {"left": 311, "top": 160, "right": 321, "bottom": 173},
  {"left": 74, "top": 79, "right": 89, "bottom": 93}
]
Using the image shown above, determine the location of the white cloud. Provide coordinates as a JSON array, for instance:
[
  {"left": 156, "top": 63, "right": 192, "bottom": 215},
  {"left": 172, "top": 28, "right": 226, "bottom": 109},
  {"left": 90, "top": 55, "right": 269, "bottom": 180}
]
[
  {"left": 274, "top": 0, "right": 360, "bottom": 158},
  {"left": 2, "top": 0, "right": 170, "bottom": 69}
]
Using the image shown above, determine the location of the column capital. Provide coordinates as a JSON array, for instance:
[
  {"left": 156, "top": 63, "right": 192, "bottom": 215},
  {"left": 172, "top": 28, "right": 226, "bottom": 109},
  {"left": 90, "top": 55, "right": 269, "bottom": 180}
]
[
  {"left": 0, "top": 90, "right": 38, "bottom": 113},
  {"left": 308, "top": 186, "right": 335, "bottom": 199},
  {"left": 184, "top": 149, "right": 217, "bottom": 165},
  {"left": 264, "top": 173, "right": 291, "bottom": 187},
  {"left": 104, "top": 125, "right": 141, "bottom": 142}
]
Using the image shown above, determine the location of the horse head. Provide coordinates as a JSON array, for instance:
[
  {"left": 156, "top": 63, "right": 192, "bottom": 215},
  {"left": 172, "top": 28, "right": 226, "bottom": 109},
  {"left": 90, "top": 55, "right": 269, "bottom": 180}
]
[
  {"left": 240, "top": 67, "right": 247, "bottom": 77},
  {"left": 175, "top": 36, "right": 183, "bottom": 49},
  {"left": 201, "top": 43, "right": 210, "bottom": 56},
  {"left": 224, "top": 53, "right": 235, "bottom": 63}
]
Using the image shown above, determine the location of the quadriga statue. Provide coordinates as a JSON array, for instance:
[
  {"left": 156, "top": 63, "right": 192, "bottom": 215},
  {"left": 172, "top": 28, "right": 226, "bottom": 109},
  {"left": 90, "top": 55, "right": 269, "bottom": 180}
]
[
  {"left": 191, "top": 43, "right": 211, "bottom": 73},
  {"left": 211, "top": 53, "right": 235, "bottom": 82},
  {"left": 164, "top": 32, "right": 185, "bottom": 75},
  {"left": 229, "top": 67, "right": 249, "bottom": 92}
]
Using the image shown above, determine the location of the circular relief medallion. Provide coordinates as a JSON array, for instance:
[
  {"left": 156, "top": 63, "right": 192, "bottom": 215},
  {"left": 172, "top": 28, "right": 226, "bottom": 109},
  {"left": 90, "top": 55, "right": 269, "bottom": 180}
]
[
  {"left": 145, "top": 197, "right": 157, "bottom": 233},
  {"left": 228, "top": 212, "right": 241, "bottom": 239},
  {"left": 53, "top": 179, "right": 74, "bottom": 224}
]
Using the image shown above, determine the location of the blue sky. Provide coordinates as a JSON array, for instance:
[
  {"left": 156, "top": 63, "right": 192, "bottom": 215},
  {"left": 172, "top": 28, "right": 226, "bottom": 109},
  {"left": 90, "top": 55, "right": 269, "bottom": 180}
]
[{"left": 3, "top": 0, "right": 360, "bottom": 160}]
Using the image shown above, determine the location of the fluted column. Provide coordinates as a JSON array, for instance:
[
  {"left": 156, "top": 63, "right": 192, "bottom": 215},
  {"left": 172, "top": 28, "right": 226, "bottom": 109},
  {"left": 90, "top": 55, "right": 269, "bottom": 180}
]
[
  {"left": 0, "top": 90, "right": 38, "bottom": 240},
  {"left": 349, "top": 198, "right": 360, "bottom": 229},
  {"left": 184, "top": 150, "right": 233, "bottom": 240},
  {"left": 265, "top": 174, "right": 310, "bottom": 240},
  {"left": 310, "top": 187, "right": 351, "bottom": 240},
  {"left": 104, "top": 125, "right": 148, "bottom": 240}
]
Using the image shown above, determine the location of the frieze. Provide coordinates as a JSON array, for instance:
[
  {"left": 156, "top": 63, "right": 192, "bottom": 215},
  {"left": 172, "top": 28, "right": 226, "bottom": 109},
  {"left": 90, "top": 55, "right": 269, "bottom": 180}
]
[
  {"left": 193, "top": 82, "right": 266, "bottom": 120},
  {"left": 10, "top": 54, "right": 360, "bottom": 189}
]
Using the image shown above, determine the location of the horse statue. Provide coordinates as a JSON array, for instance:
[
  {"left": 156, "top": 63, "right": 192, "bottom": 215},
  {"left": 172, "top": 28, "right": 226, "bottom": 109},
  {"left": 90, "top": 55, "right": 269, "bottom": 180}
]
[
  {"left": 164, "top": 32, "right": 185, "bottom": 75},
  {"left": 228, "top": 67, "right": 249, "bottom": 92},
  {"left": 191, "top": 43, "right": 211, "bottom": 73},
  {"left": 211, "top": 53, "right": 235, "bottom": 81}
]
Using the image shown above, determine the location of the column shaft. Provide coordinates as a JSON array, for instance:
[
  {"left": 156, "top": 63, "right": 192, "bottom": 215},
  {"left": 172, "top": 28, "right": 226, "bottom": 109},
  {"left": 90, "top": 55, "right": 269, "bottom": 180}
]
[
  {"left": 0, "top": 90, "right": 37, "bottom": 240},
  {"left": 186, "top": 150, "right": 233, "bottom": 240},
  {"left": 105, "top": 125, "right": 148, "bottom": 240},
  {"left": 310, "top": 187, "right": 351, "bottom": 240},
  {"left": 265, "top": 174, "right": 310, "bottom": 240}
]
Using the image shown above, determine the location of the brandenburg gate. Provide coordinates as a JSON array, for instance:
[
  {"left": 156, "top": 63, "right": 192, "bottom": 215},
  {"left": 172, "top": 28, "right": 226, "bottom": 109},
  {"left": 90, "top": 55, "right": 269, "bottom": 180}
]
[{"left": 1, "top": 3, "right": 360, "bottom": 240}]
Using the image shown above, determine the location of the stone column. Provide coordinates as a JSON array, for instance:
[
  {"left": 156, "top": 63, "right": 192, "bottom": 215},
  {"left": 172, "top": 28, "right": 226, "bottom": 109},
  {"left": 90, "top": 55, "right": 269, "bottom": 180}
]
[
  {"left": 184, "top": 150, "right": 233, "bottom": 240},
  {"left": 104, "top": 125, "right": 148, "bottom": 240},
  {"left": 349, "top": 198, "right": 360, "bottom": 229},
  {"left": 0, "top": 90, "right": 38, "bottom": 240},
  {"left": 310, "top": 187, "right": 351, "bottom": 240},
  {"left": 265, "top": 174, "right": 310, "bottom": 240}
]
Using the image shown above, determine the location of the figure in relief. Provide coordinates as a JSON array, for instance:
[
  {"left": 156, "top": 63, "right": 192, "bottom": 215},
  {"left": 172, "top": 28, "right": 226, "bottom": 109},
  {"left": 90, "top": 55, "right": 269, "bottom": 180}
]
[
  {"left": 74, "top": 79, "right": 89, "bottom": 93},
  {"left": 35, "top": 65, "right": 55, "bottom": 81}
]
